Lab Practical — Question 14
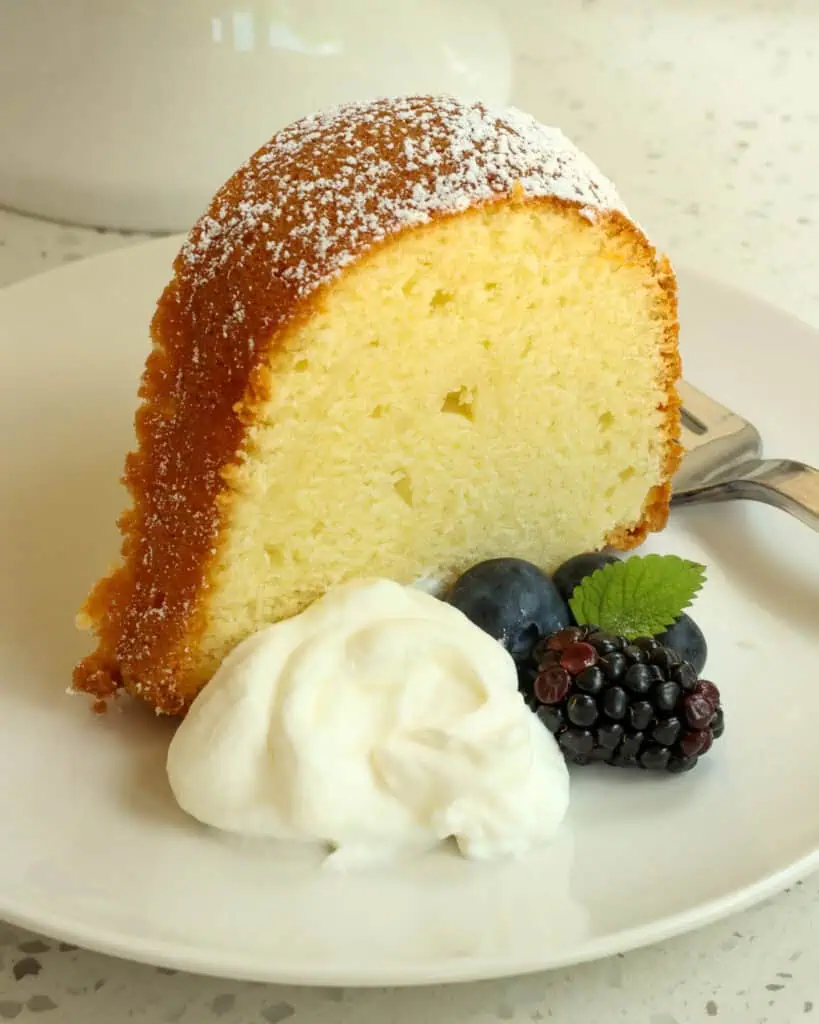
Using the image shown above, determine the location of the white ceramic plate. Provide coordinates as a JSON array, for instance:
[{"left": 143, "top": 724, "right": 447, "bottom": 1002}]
[{"left": 1, "top": 239, "right": 818, "bottom": 986}]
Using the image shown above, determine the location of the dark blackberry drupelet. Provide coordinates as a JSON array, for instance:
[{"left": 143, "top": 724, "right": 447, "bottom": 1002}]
[{"left": 520, "top": 626, "right": 724, "bottom": 773}]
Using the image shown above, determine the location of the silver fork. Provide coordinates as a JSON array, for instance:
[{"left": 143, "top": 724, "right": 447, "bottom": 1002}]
[{"left": 672, "top": 381, "right": 819, "bottom": 531}]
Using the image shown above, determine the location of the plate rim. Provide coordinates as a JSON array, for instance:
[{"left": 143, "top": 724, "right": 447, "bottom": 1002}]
[
  {"left": 1, "top": 238, "right": 818, "bottom": 986},
  {"left": 1, "top": 853, "right": 817, "bottom": 986}
]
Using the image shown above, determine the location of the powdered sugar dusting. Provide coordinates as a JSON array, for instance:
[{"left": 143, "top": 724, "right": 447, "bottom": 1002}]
[
  {"left": 180, "top": 95, "right": 627, "bottom": 305},
  {"left": 72, "top": 96, "right": 635, "bottom": 714}
]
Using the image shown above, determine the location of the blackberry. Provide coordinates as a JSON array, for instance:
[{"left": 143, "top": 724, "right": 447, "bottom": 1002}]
[{"left": 523, "top": 626, "right": 724, "bottom": 773}]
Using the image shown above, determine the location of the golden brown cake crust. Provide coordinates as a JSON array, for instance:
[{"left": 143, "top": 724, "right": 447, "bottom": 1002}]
[
  {"left": 605, "top": 252, "right": 682, "bottom": 548},
  {"left": 72, "top": 96, "right": 681, "bottom": 715}
]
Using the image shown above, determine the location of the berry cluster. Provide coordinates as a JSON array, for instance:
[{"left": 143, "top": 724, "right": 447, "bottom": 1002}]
[
  {"left": 447, "top": 553, "right": 708, "bottom": 674},
  {"left": 520, "top": 626, "right": 724, "bottom": 773}
]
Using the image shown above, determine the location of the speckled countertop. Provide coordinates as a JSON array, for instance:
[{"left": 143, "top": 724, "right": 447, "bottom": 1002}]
[{"left": 1, "top": 1, "right": 818, "bottom": 1021}]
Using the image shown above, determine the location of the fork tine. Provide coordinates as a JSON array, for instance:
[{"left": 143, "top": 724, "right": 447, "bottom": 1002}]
[
  {"left": 673, "top": 383, "right": 819, "bottom": 528},
  {"left": 674, "top": 380, "right": 763, "bottom": 492},
  {"left": 678, "top": 381, "right": 747, "bottom": 434}
]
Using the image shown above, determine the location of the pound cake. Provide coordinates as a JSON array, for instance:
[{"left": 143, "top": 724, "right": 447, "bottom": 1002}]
[{"left": 73, "top": 95, "right": 682, "bottom": 715}]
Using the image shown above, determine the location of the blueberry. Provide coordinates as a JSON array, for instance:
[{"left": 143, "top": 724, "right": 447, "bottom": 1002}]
[
  {"left": 655, "top": 613, "right": 708, "bottom": 675},
  {"left": 551, "top": 551, "right": 620, "bottom": 602},
  {"left": 447, "top": 558, "right": 570, "bottom": 661}
]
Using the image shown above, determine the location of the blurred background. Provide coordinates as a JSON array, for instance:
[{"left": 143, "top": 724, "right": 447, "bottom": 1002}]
[{"left": 0, "top": 0, "right": 817, "bottom": 320}]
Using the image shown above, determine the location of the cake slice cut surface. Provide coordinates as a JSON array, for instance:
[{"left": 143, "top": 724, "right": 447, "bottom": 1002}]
[{"left": 73, "top": 95, "right": 681, "bottom": 715}]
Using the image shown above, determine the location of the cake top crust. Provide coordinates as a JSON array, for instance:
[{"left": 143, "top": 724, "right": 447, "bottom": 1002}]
[
  {"left": 74, "top": 95, "right": 637, "bottom": 715},
  {"left": 180, "top": 95, "right": 626, "bottom": 314}
]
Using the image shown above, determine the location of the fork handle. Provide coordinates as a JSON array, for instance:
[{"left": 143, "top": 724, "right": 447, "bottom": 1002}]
[{"left": 673, "top": 459, "right": 819, "bottom": 532}]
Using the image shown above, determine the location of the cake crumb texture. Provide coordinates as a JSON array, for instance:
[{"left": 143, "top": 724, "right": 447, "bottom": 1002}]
[{"left": 72, "top": 95, "right": 681, "bottom": 715}]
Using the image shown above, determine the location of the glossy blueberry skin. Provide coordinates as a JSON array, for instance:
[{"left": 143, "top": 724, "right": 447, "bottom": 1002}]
[
  {"left": 655, "top": 613, "right": 707, "bottom": 674},
  {"left": 447, "top": 558, "right": 571, "bottom": 661},
  {"left": 552, "top": 551, "right": 620, "bottom": 602}
]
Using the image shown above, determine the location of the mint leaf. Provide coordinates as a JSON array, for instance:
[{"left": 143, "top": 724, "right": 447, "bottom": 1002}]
[{"left": 569, "top": 555, "right": 706, "bottom": 639}]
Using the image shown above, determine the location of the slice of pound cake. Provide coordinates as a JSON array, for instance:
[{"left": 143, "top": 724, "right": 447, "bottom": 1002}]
[{"left": 74, "top": 95, "right": 682, "bottom": 715}]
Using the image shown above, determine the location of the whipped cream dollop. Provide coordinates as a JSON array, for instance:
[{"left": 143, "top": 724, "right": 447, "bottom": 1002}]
[{"left": 167, "top": 579, "right": 569, "bottom": 868}]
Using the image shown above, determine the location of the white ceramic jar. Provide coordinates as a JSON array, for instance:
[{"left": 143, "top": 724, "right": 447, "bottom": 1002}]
[{"left": 0, "top": 0, "right": 511, "bottom": 232}]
